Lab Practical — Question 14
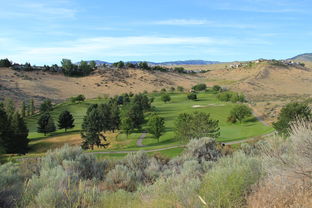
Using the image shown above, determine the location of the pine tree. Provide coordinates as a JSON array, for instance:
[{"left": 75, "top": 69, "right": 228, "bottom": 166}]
[
  {"left": 9, "top": 113, "right": 29, "bottom": 154},
  {"left": 21, "top": 101, "right": 26, "bottom": 117},
  {"left": 110, "top": 102, "right": 120, "bottom": 132},
  {"left": 30, "top": 99, "right": 35, "bottom": 115},
  {"left": 81, "top": 107, "right": 109, "bottom": 150},
  {"left": 37, "top": 113, "right": 56, "bottom": 136},
  {"left": 58, "top": 110, "right": 75, "bottom": 132},
  {"left": 3, "top": 98, "right": 15, "bottom": 120},
  {"left": 0, "top": 107, "right": 12, "bottom": 154}
]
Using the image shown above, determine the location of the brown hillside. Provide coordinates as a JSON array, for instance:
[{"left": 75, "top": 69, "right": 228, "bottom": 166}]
[
  {"left": 204, "top": 61, "right": 312, "bottom": 122},
  {"left": 0, "top": 67, "right": 203, "bottom": 104}
]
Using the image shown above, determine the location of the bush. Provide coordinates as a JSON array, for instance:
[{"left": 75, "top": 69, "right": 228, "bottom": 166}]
[
  {"left": 106, "top": 165, "right": 136, "bottom": 191},
  {"left": 177, "top": 86, "right": 184, "bottom": 92},
  {"left": 217, "top": 91, "right": 245, "bottom": 103},
  {"left": 187, "top": 92, "right": 197, "bottom": 100},
  {"left": 212, "top": 85, "right": 222, "bottom": 92},
  {"left": 273, "top": 102, "right": 312, "bottom": 136},
  {"left": 160, "top": 93, "right": 171, "bottom": 103},
  {"left": 228, "top": 105, "right": 252, "bottom": 123},
  {"left": 200, "top": 152, "right": 263, "bottom": 208},
  {"left": 70, "top": 94, "right": 86, "bottom": 103},
  {"left": 0, "top": 162, "right": 23, "bottom": 208},
  {"left": 192, "top": 83, "right": 207, "bottom": 91}
]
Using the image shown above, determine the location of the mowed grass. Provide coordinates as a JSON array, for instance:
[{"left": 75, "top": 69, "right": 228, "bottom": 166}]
[{"left": 25, "top": 92, "right": 273, "bottom": 154}]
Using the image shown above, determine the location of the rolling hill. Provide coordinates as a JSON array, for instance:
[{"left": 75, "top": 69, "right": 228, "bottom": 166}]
[{"left": 289, "top": 53, "right": 312, "bottom": 61}]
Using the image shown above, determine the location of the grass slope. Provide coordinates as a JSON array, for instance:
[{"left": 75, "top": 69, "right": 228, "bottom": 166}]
[{"left": 25, "top": 92, "right": 273, "bottom": 154}]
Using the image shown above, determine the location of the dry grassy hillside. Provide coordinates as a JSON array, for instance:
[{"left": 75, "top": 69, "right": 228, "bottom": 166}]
[
  {"left": 0, "top": 67, "right": 203, "bottom": 104},
  {"left": 204, "top": 61, "right": 312, "bottom": 122}
]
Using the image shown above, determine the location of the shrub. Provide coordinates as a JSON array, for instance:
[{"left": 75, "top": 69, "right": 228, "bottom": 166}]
[
  {"left": 177, "top": 86, "right": 184, "bottom": 92},
  {"left": 0, "top": 162, "right": 23, "bottom": 208},
  {"left": 200, "top": 152, "right": 263, "bottom": 208},
  {"left": 70, "top": 94, "right": 86, "bottom": 103},
  {"left": 217, "top": 91, "right": 245, "bottom": 103},
  {"left": 228, "top": 105, "right": 252, "bottom": 123},
  {"left": 192, "top": 83, "right": 207, "bottom": 91},
  {"left": 212, "top": 85, "right": 222, "bottom": 92},
  {"left": 273, "top": 102, "right": 312, "bottom": 136},
  {"left": 160, "top": 93, "right": 171, "bottom": 103},
  {"left": 106, "top": 165, "right": 136, "bottom": 191},
  {"left": 187, "top": 92, "right": 197, "bottom": 100}
]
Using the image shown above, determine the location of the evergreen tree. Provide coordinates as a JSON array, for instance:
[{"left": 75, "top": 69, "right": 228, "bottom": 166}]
[
  {"left": 110, "top": 102, "right": 120, "bottom": 132},
  {"left": 3, "top": 98, "right": 15, "bottom": 120},
  {"left": 9, "top": 113, "right": 29, "bottom": 154},
  {"left": 81, "top": 107, "right": 109, "bottom": 150},
  {"left": 21, "top": 101, "right": 26, "bottom": 117},
  {"left": 30, "top": 99, "right": 35, "bottom": 115},
  {"left": 0, "top": 107, "right": 11, "bottom": 154},
  {"left": 98, "top": 104, "right": 111, "bottom": 132},
  {"left": 147, "top": 114, "right": 165, "bottom": 142},
  {"left": 58, "top": 110, "right": 75, "bottom": 132},
  {"left": 37, "top": 113, "right": 56, "bottom": 136},
  {"left": 40, "top": 99, "right": 52, "bottom": 113}
]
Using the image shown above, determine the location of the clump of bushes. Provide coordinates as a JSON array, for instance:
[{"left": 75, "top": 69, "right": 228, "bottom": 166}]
[
  {"left": 187, "top": 92, "right": 197, "bottom": 100},
  {"left": 217, "top": 91, "right": 245, "bottom": 103},
  {"left": 70, "top": 94, "right": 86, "bottom": 103},
  {"left": 192, "top": 83, "right": 207, "bottom": 91}
]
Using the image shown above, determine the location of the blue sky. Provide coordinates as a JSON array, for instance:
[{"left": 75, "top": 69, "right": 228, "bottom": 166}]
[{"left": 0, "top": 0, "right": 311, "bottom": 65}]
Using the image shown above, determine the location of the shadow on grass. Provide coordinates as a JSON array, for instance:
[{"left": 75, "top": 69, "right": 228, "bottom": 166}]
[{"left": 30, "top": 130, "right": 81, "bottom": 141}]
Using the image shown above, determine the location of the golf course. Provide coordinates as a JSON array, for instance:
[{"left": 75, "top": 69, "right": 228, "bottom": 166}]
[{"left": 21, "top": 91, "right": 273, "bottom": 158}]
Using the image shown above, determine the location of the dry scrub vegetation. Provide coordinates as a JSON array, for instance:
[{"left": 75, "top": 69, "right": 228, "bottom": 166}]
[{"left": 1, "top": 120, "right": 311, "bottom": 207}]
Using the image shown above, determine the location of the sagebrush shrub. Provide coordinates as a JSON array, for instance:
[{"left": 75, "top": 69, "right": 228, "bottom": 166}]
[
  {"left": 200, "top": 151, "right": 263, "bottom": 208},
  {"left": 0, "top": 162, "right": 23, "bottom": 208}
]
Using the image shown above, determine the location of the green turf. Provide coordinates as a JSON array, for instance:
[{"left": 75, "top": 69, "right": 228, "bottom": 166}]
[{"left": 25, "top": 92, "right": 273, "bottom": 153}]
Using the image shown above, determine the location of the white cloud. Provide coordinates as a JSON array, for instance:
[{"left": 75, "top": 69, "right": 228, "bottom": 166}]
[
  {"left": 150, "top": 19, "right": 256, "bottom": 29},
  {"left": 1, "top": 36, "right": 233, "bottom": 64}
]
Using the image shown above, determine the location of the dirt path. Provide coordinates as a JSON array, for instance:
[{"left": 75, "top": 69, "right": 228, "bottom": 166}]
[
  {"left": 248, "top": 104, "right": 269, "bottom": 126},
  {"left": 136, "top": 132, "right": 147, "bottom": 147}
]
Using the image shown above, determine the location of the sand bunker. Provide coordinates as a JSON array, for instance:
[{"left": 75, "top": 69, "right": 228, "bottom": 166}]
[{"left": 192, "top": 104, "right": 225, "bottom": 108}]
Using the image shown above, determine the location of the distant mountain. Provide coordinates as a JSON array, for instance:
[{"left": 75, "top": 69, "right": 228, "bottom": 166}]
[
  {"left": 288, "top": 53, "right": 312, "bottom": 62},
  {"left": 77, "top": 60, "right": 220, "bottom": 66},
  {"left": 158, "top": 60, "right": 220, "bottom": 65}
]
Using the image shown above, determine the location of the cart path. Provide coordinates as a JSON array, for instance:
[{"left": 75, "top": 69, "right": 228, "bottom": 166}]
[{"left": 136, "top": 132, "right": 147, "bottom": 147}]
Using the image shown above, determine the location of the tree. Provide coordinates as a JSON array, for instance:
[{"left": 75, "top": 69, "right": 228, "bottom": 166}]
[
  {"left": 175, "top": 112, "right": 220, "bottom": 142},
  {"left": 120, "top": 116, "right": 132, "bottom": 138},
  {"left": 147, "top": 114, "right": 165, "bottom": 142},
  {"left": 110, "top": 102, "right": 120, "bottom": 132},
  {"left": 138, "top": 61, "right": 150, "bottom": 70},
  {"left": 81, "top": 107, "right": 109, "bottom": 150},
  {"left": 97, "top": 104, "right": 111, "bottom": 132},
  {"left": 70, "top": 94, "right": 86, "bottom": 103},
  {"left": 9, "top": 113, "right": 29, "bottom": 154},
  {"left": 37, "top": 113, "right": 56, "bottom": 135},
  {"left": 212, "top": 85, "right": 222, "bottom": 92},
  {"left": 58, "top": 110, "right": 75, "bottom": 132},
  {"left": 192, "top": 83, "right": 207, "bottom": 91},
  {"left": 61, "top": 59, "right": 74, "bottom": 74},
  {"left": 0, "top": 107, "right": 11, "bottom": 154},
  {"left": 190, "top": 112, "right": 220, "bottom": 139},
  {"left": 30, "top": 99, "right": 35, "bottom": 115},
  {"left": 89, "top": 60, "right": 96, "bottom": 69},
  {"left": 3, "top": 98, "right": 15, "bottom": 120},
  {"left": 228, "top": 105, "right": 252, "bottom": 123},
  {"left": 187, "top": 93, "right": 197, "bottom": 100},
  {"left": 79, "top": 61, "right": 92, "bottom": 76},
  {"left": 120, "top": 104, "right": 145, "bottom": 135},
  {"left": 21, "top": 101, "right": 26, "bottom": 117},
  {"left": 273, "top": 102, "right": 312, "bottom": 136},
  {"left": 40, "top": 99, "right": 53, "bottom": 113},
  {"left": 161, "top": 94, "right": 171, "bottom": 103},
  {"left": 0, "top": 58, "right": 12, "bottom": 67},
  {"left": 132, "top": 94, "right": 151, "bottom": 111}
]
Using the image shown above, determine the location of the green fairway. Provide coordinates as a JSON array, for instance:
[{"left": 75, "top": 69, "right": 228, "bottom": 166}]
[{"left": 25, "top": 92, "right": 273, "bottom": 154}]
